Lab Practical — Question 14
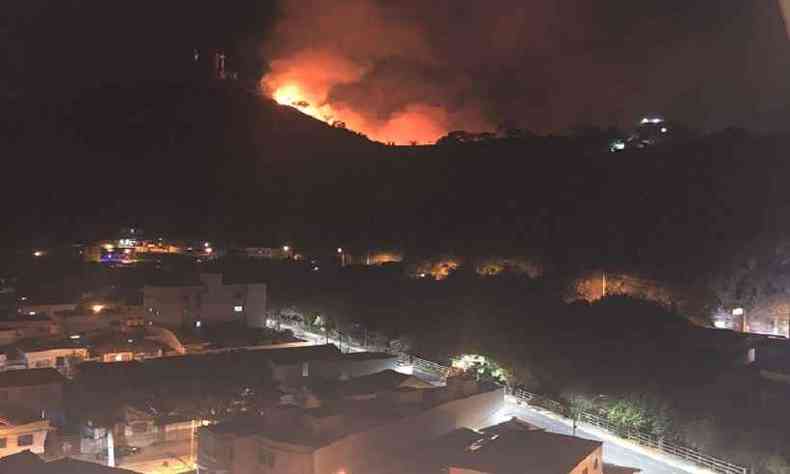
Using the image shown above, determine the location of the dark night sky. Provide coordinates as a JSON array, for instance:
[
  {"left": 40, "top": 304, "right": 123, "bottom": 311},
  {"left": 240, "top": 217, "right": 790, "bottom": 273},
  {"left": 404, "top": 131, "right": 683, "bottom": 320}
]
[{"left": 3, "top": 0, "right": 789, "bottom": 133}]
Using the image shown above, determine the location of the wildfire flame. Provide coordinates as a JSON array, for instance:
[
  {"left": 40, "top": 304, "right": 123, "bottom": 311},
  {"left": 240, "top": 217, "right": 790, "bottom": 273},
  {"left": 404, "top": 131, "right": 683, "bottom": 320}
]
[{"left": 272, "top": 83, "right": 336, "bottom": 124}]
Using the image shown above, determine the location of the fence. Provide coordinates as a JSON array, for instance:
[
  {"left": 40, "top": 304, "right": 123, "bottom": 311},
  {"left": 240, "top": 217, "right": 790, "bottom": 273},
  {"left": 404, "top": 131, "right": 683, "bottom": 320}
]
[
  {"left": 512, "top": 388, "right": 749, "bottom": 474},
  {"left": 281, "top": 320, "right": 749, "bottom": 474}
]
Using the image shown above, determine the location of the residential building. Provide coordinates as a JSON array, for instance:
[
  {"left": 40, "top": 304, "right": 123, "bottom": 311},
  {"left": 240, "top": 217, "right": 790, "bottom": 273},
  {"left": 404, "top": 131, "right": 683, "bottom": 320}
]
[
  {"left": 417, "top": 419, "right": 604, "bottom": 474},
  {"left": 15, "top": 339, "right": 89, "bottom": 377},
  {"left": 0, "top": 405, "right": 51, "bottom": 458},
  {"left": 0, "top": 314, "right": 62, "bottom": 346},
  {"left": 0, "top": 450, "right": 138, "bottom": 473},
  {"left": 197, "top": 375, "right": 504, "bottom": 474},
  {"left": 143, "top": 273, "right": 267, "bottom": 328},
  {"left": 90, "top": 334, "right": 165, "bottom": 363},
  {"left": 0, "top": 369, "right": 66, "bottom": 425}
]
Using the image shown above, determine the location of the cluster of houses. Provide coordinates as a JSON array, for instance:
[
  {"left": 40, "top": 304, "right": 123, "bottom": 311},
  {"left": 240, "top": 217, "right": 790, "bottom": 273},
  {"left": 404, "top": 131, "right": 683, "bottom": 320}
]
[
  {"left": 0, "top": 340, "right": 626, "bottom": 474},
  {"left": 0, "top": 260, "right": 645, "bottom": 474}
]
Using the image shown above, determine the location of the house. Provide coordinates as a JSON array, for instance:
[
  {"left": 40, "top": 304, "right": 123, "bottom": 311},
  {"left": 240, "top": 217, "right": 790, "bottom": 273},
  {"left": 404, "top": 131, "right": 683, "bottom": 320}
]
[
  {"left": 0, "top": 450, "right": 138, "bottom": 473},
  {"left": 90, "top": 334, "right": 165, "bottom": 362},
  {"left": 0, "top": 313, "right": 62, "bottom": 346},
  {"left": 0, "top": 405, "right": 51, "bottom": 459},
  {"left": 14, "top": 339, "right": 89, "bottom": 377},
  {"left": 197, "top": 376, "right": 504, "bottom": 474},
  {"left": 310, "top": 369, "right": 434, "bottom": 402},
  {"left": 0, "top": 369, "right": 66, "bottom": 425},
  {"left": 143, "top": 273, "right": 267, "bottom": 328},
  {"left": 419, "top": 421, "right": 604, "bottom": 474}
]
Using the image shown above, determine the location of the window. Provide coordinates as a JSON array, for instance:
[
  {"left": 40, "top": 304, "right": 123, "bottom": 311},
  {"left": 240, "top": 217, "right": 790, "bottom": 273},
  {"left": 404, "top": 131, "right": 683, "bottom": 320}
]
[
  {"left": 34, "top": 361, "right": 50, "bottom": 368},
  {"left": 233, "top": 305, "right": 244, "bottom": 313},
  {"left": 18, "top": 434, "right": 33, "bottom": 446},
  {"left": 55, "top": 356, "right": 65, "bottom": 367},
  {"left": 259, "top": 447, "right": 275, "bottom": 467},
  {"left": 302, "top": 362, "right": 309, "bottom": 377},
  {"left": 0, "top": 438, "right": 6, "bottom": 448},
  {"left": 131, "top": 422, "right": 149, "bottom": 434}
]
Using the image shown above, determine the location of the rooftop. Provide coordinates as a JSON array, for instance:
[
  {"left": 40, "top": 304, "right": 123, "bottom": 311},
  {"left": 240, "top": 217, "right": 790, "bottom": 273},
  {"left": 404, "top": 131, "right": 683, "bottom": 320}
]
[
  {"left": 341, "top": 351, "right": 398, "bottom": 361},
  {"left": 0, "top": 403, "right": 47, "bottom": 426},
  {"left": 0, "top": 450, "right": 46, "bottom": 474},
  {"left": 0, "top": 368, "right": 66, "bottom": 388},
  {"left": 422, "top": 424, "right": 602, "bottom": 474},
  {"left": 39, "top": 457, "right": 139, "bottom": 474}
]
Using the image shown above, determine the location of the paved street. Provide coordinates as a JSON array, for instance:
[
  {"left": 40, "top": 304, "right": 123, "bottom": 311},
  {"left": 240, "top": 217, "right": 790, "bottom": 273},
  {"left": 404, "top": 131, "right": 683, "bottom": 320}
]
[
  {"left": 275, "top": 326, "right": 716, "bottom": 474},
  {"left": 498, "top": 400, "right": 712, "bottom": 474}
]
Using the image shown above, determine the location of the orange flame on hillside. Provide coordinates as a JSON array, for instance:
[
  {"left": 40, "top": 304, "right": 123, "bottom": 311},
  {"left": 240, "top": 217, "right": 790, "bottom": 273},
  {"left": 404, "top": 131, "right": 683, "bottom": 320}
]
[{"left": 262, "top": 51, "right": 453, "bottom": 145}]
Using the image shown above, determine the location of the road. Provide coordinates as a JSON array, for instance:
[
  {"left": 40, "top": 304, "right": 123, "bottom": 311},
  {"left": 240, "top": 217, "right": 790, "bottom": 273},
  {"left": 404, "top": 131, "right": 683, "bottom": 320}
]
[
  {"left": 273, "top": 326, "right": 718, "bottom": 473},
  {"left": 497, "top": 398, "right": 712, "bottom": 474}
]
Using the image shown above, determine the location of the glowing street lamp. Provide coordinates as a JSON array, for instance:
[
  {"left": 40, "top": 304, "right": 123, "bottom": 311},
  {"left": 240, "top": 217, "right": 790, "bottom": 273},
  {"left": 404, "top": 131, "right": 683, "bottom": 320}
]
[
  {"left": 91, "top": 304, "right": 105, "bottom": 314},
  {"left": 32, "top": 250, "right": 44, "bottom": 257},
  {"left": 733, "top": 307, "right": 747, "bottom": 333}
]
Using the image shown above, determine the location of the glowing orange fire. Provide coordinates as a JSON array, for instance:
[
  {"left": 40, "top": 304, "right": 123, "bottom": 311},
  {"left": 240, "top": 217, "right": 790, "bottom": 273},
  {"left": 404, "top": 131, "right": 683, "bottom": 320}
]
[{"left": 272, "top": 83, "right": 336, "bottom": 124}]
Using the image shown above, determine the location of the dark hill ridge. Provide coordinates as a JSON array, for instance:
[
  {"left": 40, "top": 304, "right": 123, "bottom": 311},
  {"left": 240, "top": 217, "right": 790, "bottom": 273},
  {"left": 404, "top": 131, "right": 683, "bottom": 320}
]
[{"left": 3, "top": 79, "right": 790, "bottom": 287}]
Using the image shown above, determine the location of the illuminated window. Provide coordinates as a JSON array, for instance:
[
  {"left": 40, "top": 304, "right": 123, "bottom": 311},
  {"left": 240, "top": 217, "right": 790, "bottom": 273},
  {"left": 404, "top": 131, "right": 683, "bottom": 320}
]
[
  {"left": 18, "top": 434, "right": 33, "bottom": 446},
  {"left": 302, "top": 362, "right": 309, "bottom": 377},
  {"left": 234, "top": 305, "right": 244, "bottom": 312}
]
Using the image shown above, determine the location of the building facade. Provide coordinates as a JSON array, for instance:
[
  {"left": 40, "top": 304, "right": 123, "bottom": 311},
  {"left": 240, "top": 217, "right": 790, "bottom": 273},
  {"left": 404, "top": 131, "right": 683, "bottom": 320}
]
[{"left": 143, "top": 273, "right": 267, "bottom": 328}]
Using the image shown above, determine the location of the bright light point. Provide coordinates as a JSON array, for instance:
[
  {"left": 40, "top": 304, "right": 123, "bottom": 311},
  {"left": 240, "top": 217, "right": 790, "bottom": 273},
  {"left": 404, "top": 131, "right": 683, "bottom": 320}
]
[
  {"left": 733, "top": 307, "right": 744, "bottom": 316},
  {"left": 28, "top": 311, "right": 36, "bottom": 316},
  {"left": 127, "top": 339, "right": 134, "bottom": 344},
  {"left": 91, "top": 304, "right": 105, "bottom": 314},
  {"left": 395, "top": 364, "right": 414, "bottom": 375},
  {"left": 103, "top": 244, "right": 114, "bottom": 251},
  {"left": 205, "top": 247, "right": 213, "bottom": 254},
  {"left": 70, "top": 334, "right": 81, "bottom": 340},
  {"left": 273, "top": 84, "right": 305, "bottom": 107},
  {"left": 204, "top": 242, "right": 210, "bottom": 248},
  {"left": 33, "top": 250, "right": 44, "bottom": 257},
  {"left": 337, "top": 247, "right": 343, "bottom": 253},
  {"left": 123, "top": 249, "right": 131, "bottom": 255},
  {"left": 283, "top": 245, "right": 290, "bottom": 252},
  {"left": 714, "top": 320, "right": 727, "bottom": 329},
  {"left": 660, "top": 127, "right": 668, "bottom": 133},
  {"left": 234, "top": 305, "right": 244, "bottom": 312}
]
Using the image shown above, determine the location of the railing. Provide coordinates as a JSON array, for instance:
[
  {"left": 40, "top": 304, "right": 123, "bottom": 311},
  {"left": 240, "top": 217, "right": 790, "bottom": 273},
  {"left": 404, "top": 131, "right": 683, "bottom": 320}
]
[
  {"left": 280, "top": 320, "right": 749, "bottom": 474},
  {"left": 511, "top": 389, "right": 749, "bottom": 474}
]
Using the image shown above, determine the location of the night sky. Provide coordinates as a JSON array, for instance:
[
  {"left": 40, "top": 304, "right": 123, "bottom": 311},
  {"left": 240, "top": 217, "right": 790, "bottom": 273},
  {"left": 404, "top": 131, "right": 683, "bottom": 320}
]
[{"left": 3, "top": 1, "right": 789, "bottom": 134}]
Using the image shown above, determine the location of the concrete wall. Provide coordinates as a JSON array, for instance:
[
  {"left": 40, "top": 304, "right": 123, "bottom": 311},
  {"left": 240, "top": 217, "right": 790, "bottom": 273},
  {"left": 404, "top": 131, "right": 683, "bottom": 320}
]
[
  {"left": 0, "top": 420, "right": 50, "bottom": 457},
  {"left": 569, "top": 446, "right": 603, "bottom": 474},
  {"left": 245, "top": 283, "right": 268, "bottom": 329},
  {"left": 313, "top": 386, "right": 505, "bottom": 474},
  {"left": 143, "top": 285, "right": 203, "bottom": 327},
  {"left": 0, "top": 383, "right": 63, "bottom": 424},
  {"left": 23, "top": 348, "right": 89, "bottom": 377},
  {"left": 144, "top": 275, "right": 266, "bottom": 329}
]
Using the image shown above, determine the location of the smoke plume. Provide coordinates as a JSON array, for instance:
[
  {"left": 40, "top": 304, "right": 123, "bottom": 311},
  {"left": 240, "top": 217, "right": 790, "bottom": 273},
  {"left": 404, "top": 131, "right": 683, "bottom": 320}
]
[{"left": 262, "top": 0, "right": 790, "bottom": 144}]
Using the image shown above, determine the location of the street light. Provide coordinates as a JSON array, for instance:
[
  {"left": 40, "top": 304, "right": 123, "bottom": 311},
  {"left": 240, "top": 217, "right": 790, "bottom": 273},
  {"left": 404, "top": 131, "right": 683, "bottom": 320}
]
[
  {"left": 337, "top": 247, "right": 345, "bottom": 267},
  {"left": 733, "top": 307, "right": 746, "bottom": 333}
]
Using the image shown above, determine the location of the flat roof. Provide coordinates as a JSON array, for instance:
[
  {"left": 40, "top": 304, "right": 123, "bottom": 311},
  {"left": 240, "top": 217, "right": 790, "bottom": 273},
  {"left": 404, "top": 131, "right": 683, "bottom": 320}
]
[
  {"left": 424, "top": 426, "right": 602, "bottom": 474},
  {"left": 0, "top": 368, "right": 66, "bottom": 388}
]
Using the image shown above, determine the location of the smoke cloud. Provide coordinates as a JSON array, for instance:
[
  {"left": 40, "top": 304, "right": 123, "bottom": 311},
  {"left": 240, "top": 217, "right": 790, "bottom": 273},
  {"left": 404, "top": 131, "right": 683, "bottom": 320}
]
[{"left": 262, "top": 0, "right": 790, "bottom": 144}]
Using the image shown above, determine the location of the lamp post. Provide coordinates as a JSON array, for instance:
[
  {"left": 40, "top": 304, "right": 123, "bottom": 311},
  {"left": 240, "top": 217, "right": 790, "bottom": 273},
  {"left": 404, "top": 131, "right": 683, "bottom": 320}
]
[
  {"left": 733, "top": 307, "right": 746, "bottom": 333},
  {"left": 337, "top": 247, "right": 345, "bottom": 267}
]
